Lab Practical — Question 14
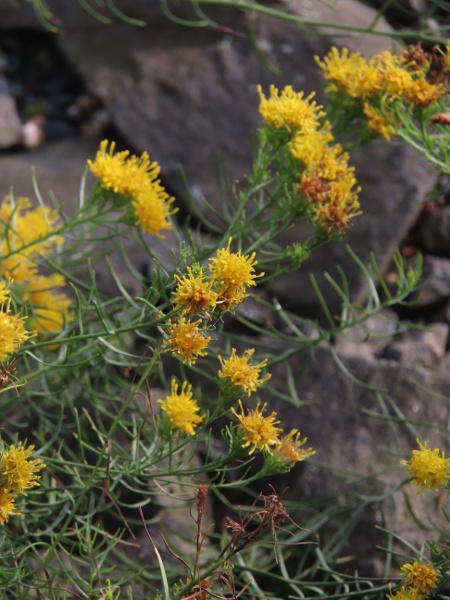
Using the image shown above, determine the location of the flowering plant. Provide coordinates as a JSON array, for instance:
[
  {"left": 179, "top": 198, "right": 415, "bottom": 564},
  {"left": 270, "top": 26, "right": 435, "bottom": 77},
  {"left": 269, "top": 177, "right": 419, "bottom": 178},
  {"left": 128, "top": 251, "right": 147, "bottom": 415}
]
[{"left": 0, "top": 35, "right": 449, "bottom": 600}]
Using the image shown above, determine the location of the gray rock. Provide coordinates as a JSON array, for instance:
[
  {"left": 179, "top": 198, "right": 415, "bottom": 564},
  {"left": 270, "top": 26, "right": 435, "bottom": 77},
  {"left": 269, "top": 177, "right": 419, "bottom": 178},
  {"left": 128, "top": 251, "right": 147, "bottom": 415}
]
[
  {"left": 412, "top": 205, "right": 450, "bottom": 257},
  {"left": 0, "top": 84, "right": 22, "bottom": 149},
  {"left": 382, "top": 322, "right": 449, "bottom": 368},
  {"left": 267, "top": 340, "right": 450, "bottom": 570},
  {"left": 409, "top": 255, "right": 450, "bottom": 309}
]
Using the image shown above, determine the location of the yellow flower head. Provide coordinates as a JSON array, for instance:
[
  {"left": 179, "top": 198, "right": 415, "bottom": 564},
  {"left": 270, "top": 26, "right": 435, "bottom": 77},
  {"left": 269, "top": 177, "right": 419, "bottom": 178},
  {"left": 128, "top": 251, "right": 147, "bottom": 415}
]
[
  {"left": 22, "top": 274, "right": 73, "bottom": 335},
  {"left": 0, "top": 196, "right": 63, "bottom": 283},
  {"left": 401, "top": 438, "right": 450, "bottom": 492},
  {"left": 0, "top": 487, "right": 18, "bottom": 524},
  {"left": 0, "top": 303, "right": 33, "bottom": 362},
  {"left": 289, "top": 126, "right": 335, "bottom": 172},
  {"left": 400, "top": 561, "right": 440, "bottom": 596},
  {"left": 363, "top": 103, "right": 394, "bottom": 141},
  {"left": 172, "top": 266, "right": 218, "bottom": 315},
  {"left": 315, "top": 47, "right": 383, "bottom": 99},
  {"left": 232, "top": 400, "right": 282, "bottom": 455},
  {"left": 88, "top": 140, "right": 153, "bottom": 198},
  {"left": 0, "top": 442, "right": 45, "bottom": 495},
  {"left": 159, "top": 379, "right": 204, "bottom": 436},
  {"left": 257, "top": 84, "right": 324, "bottom": 133},
  {"left": 275, "top": 429, "right": 315, "bottom": 466},
  {"left": 386, "top": 584, "right": 423, "bottom": 600},
  {"left": 167, "top": 317, "right": 211, "bottom": 365},
  {"left": 209, "top": 238, "right": 263, "bottom": 310},
  {"left": 88, "top": 140, "right": 177, "bottom": 237},
  {"left": 0, "top": 280, "right": 11, "bottom": 304},
  {"left": 131, "top": 180, "right": 177, "bottom": 238},
  {"left": 218, "top": 348, "right": 271, "bottom": 396},
  {"left": 403, "top": 78, "right": 445, "bottom": 106}
]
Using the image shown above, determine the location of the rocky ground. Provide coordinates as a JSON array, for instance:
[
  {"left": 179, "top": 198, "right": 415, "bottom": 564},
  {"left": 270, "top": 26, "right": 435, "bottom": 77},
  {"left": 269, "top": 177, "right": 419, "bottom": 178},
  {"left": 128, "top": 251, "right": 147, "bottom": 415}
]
[{"left": 0, "top": 0, "right": 449, "bottom": 577}]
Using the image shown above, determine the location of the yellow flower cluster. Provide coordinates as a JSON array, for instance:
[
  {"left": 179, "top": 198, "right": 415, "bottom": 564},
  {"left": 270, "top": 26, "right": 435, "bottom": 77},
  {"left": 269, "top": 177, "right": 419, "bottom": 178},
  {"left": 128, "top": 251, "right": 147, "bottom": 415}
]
[
  {"left": 0, "top": 441, "right": 45, "bottom": 524},
  {"left": 88, "top": 140, "right": 177, "bottom": 237},
  {"left": 257, "top": 84, "right": 324, "bottom": 133},
  {"left": 159, "top": 379, "right": 204, "bottom": 436},
  {"left": 316, "top": 46, "right": 445, "bottom": 139},
  {"left": 168, "top": 240, "right": 264, "bottom": 365},
  {"left": 387, "top": 560, "right": 440, "bottom": 600},
  {"left": 401, "top": 438, "right": 450, "bottom": 493},
  {"left": 0, "top": 283, "right": 34, "bottom": 363},
  {"left": 218, "top": 348, "right": 271, "bottom": 397},
  {"left": 258, "top": 85, "right": 361, "bottom": 233},
  {"left": 0, "top": 196, "right": 73, "bottom": 340},
  {"left": 232, "top": 400, "right": 315, "bottom": 464}
]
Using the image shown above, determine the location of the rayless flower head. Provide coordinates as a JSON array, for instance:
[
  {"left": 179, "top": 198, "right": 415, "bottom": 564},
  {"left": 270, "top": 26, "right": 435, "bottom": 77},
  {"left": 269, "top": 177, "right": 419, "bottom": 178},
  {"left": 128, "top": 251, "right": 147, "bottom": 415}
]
[
  {"left": 257, "top": 84, "right": 324, "bottom": 133},
  {"left": 22, "top": 274, "right": 74, "bottom": 336},
  {"left": 363, "top": 103, "right": 394, "bottom": 141},
  {"left": 218, "top": 348, "right": 271, "bottom": 397},
  {"left": 294, "top": 137, "right": 361, "bottom": 233},
  {"left": 0, "top": 196, "right": 63, "bottom": 283},
  {"left": 275, "top": 429, "right": 315, "bottom": 466},
  {"left": 131, "top": 180, "right": 177, "bottom": 238},
  {"left": 159, "top": 379, "right": 204, "bottom": 436},
  {"left": 172, "top": 266, "right": 217, "bottom": 315},
  {"left": 401, "top": 438, "right": 450, "bottom": 492},
  {"left": 167, "top": 316, "right": 211, "bottom": 365},
  {"left": 0, "top": 487, "right": 18, "bottom": 524},
  {"left": 232, "top": 400, "right": 282, "bottom": 455},
  {"left": 400, "top": 561, "right": 440, "bottom": 596},
  {"left": 88, "top": 140, "right": 177, "bottom": 237},
  {"left": 0, "top": 442, "right": 45, "bottom": 495},
  {"left": 209, "top": 238, "right": 263, "bottom": 311},
  {"left": 0, "top": 279, "right": 11, "bottom": 304},
  {"left": 0, "top": 302, "right": 34, "bottom": 362},
  {"left": 386, "top": 584, "right": 423, "bottom": 600},
  {"left": 315, "top": 47, "right": 382, "bottom": 99},
  {"left": 88, "top": 140, "right": 154, "bottom": 198}
]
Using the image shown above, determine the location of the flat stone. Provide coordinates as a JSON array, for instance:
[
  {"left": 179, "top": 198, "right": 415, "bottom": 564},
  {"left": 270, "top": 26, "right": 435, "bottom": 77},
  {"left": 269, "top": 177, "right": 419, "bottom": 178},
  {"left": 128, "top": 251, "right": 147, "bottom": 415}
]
[
  {"left": 266, "top": 341, "right": 450, "bottom": 572},
  {"left": 409, "top": 255, "right": 450, "bottom": 309},
  {"left": 412, "top": 205, "right": 450, "bottom": 257},
  {"left": 382, "top": 322, "right": 449, "bottom": 368}
]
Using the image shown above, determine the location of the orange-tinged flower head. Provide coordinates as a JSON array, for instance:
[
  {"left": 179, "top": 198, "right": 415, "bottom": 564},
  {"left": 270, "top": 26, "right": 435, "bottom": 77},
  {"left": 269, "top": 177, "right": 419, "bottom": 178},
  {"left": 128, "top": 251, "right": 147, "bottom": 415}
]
[
  {"left": 401, "top": 438, "right": 450, "bottom": 492},
  {"left": 159, "top": 379, "right": 204, "bottom": 436},
  {"left": 275, "top": 429, "right": 315, "bottom": 466},
  {"left": 218, "top": 348, "right": 271, "bottom": 396},
  {"left": 172, "top": 266, "right": 218, "bottom": 315},
  {"left": 0, "top": 487, "right": 18, "bottom": 524},
  {"left": 0, "top": 442, "right": 45, "bottom": 495},
  {"left": 209, "top": 238, "right": 263, "bottom": 311},
  {"left": 400, "top": 561, "right": 440, "bottom": 596},
  {"left": 232, "top": 400, "right": 282, "bottom": 455},
  {"left": 257, "top": 84, "right": 324, "bottom": 133},
  {"left": 167, "top": 317, "right": 211, "bottom": 365}
]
